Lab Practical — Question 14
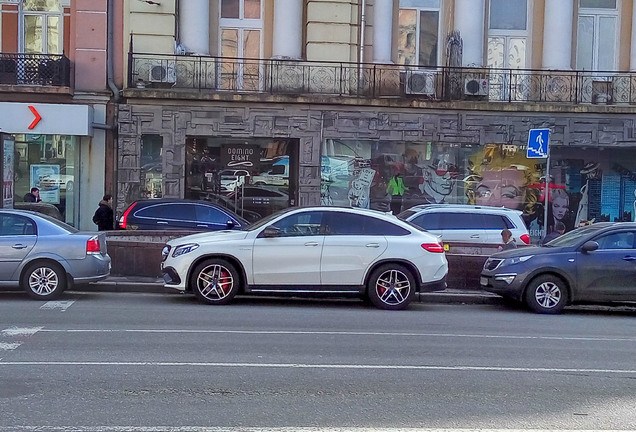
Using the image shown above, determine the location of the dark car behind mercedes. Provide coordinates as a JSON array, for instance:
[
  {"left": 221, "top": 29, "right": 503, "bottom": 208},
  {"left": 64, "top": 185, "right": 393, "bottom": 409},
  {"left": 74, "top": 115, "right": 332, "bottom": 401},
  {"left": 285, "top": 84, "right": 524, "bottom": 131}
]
[{"left": 480, "top": 222, "right": 636, "bottom": 314}]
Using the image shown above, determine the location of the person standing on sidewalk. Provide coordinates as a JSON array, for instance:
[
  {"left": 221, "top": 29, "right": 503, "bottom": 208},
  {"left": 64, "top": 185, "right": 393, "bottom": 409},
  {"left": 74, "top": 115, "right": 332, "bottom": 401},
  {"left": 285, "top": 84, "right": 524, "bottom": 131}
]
[
  {"left": 498, "top": 229, "right": 517, "bottom": 251},
  {"left": 386, "top": 172, "right": 407, "bottom": 215},
  {"left": 93, "top": 194, "right": 114, "bottom": 231}
]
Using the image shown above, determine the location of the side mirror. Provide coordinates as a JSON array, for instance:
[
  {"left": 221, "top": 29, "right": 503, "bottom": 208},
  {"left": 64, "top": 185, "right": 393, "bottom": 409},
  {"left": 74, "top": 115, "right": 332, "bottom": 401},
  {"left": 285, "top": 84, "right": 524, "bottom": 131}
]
[
  {"left": 262, "top": 226, "right": 281, "bottom": 238},
  {"left": 226, "top": 220, "right": 236, "bottom": 229},
  {"left": 581, "top": 241, "right": 599, "bottom": 253}
]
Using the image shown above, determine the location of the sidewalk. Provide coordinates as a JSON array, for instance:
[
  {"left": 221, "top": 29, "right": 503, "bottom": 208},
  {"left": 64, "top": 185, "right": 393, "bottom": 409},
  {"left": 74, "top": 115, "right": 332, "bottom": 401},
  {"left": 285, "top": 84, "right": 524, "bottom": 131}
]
[{"left": 78, "top": 276, "right": 503, "bottom": 305}]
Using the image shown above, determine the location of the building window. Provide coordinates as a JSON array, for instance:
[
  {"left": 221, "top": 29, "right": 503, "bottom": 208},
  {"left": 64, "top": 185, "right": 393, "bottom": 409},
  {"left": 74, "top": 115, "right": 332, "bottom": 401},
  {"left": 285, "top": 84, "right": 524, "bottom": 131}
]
[
  {"left": 219, "top": 0, "right": 263, "bottom": 90},
  {"left": 576, "top": 0, "right": 619, "bottom": 70},
  {"left": 397, "top": 0, "right": 441, "bottom": 67},
  {"left": 487, "top": 0, "right": 529, "bottom": 69},
  {"left": 20, "top": 0, "right": 63, "bottom": 54}
]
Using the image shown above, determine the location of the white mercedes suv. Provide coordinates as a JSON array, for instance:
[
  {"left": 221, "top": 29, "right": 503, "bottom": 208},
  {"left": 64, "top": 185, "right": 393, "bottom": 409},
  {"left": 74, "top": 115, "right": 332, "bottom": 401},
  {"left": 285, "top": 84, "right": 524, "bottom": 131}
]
[{"left": 161, "top": 206, "right": 448, "bottom": 310}]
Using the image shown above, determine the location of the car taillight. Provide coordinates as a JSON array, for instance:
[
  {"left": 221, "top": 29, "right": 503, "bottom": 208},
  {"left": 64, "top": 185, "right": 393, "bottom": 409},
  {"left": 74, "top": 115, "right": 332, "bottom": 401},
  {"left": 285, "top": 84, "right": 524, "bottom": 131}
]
[
  {"left": 520, "top": 234, "right": 530, "bottom": 244},
  {"left": 119, "top": 202, "right": 137, "bottom": 229},
  {"left": 87, "top": 236, "right": 101, "bottom": 253},
  {"left": 422, "top": 242, "right": 445, "bottom": 253}
]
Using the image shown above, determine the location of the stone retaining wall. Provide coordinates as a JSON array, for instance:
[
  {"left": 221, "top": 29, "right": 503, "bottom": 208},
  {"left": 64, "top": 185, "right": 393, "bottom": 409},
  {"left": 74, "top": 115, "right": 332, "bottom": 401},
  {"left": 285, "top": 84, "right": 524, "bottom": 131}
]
[{"left": 105, "top": 230, "right": 490, "bottom": 289}]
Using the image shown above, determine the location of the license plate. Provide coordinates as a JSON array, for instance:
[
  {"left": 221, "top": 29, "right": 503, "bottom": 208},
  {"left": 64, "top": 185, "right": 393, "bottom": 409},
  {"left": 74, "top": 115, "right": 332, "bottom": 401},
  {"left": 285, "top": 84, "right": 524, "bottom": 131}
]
[{"left": 480, "top": 276, "right": 488, "bottom": 286}]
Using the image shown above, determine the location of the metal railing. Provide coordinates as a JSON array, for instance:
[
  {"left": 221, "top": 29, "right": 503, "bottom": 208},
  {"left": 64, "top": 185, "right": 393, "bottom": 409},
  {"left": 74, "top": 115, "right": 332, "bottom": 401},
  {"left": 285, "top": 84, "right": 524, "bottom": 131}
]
[
  {"left": 129, "top": 52, "right": 636, "bottom": 105},
  {"left": 0, "top": 53, "right": 70, "bottom": 87}
]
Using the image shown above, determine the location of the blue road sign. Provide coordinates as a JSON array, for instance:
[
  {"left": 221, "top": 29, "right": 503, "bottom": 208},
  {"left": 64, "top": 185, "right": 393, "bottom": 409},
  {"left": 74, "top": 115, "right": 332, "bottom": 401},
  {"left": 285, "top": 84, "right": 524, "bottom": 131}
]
[{"left": 527, "top": 128, "right": 550, "bottom": 158}]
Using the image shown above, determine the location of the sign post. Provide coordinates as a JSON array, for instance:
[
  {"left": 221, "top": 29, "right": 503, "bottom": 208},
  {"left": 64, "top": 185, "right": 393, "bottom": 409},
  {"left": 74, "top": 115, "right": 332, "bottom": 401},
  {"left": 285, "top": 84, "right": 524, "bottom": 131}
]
[{"left": 527, "top": 128, "right": 551, "bottom": 240}]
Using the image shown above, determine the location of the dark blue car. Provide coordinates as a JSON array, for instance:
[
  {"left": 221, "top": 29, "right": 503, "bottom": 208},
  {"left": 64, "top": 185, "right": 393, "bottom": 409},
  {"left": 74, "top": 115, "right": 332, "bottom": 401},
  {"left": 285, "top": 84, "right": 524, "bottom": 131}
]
[
  {"left": 480, "top": 222, "right": 636, "bottom": 314},
  {"left": 118, "top": 199, "right": 250, "bottom": 231}
]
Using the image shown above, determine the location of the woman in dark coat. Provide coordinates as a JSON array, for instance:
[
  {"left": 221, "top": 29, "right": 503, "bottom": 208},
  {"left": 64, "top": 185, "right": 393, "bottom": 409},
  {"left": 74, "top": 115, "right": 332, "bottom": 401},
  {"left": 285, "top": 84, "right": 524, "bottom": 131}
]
[{"left": 93, "top": 194, "right": 114, "bottom": 231}]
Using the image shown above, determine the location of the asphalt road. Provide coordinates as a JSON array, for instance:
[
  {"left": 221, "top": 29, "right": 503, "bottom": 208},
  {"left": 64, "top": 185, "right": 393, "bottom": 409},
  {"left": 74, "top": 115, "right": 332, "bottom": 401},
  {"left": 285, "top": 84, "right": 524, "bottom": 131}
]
[{"left": 1, "top": 291, "right": 635, "bottom": 432}]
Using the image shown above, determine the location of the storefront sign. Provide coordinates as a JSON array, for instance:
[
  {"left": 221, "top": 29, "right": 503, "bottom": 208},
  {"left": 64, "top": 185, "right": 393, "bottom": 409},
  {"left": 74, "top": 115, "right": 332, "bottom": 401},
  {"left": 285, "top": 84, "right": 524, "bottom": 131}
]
[
  {"left": 220, "top": 144, "right": 260, "bottom": 171},
  {"left": 0, "top": 103, "right": 93, "bottom": 135}
]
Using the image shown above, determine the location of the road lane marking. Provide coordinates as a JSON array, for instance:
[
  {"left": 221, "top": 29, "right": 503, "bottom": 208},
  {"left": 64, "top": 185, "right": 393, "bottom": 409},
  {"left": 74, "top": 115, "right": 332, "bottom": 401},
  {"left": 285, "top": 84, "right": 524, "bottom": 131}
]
[
  {"left": 39, "top": 300, "right": 76, "bottom": 311},
  {"left": 0, "top": 428, "right": 635, "bottom": 432},
  {"left": 1, "top": 327, "right": 42, "bottom": 336},
  {"left": 0, "top": 361, "right": 635, "bottom": 375},
  {"left": 0, "top": 342, "right": 20, "bottom": 350},
  {"left": 36, "top": 329, "right": 636, "bottom": 343},
  {"left": 0, "top": 327, "right": 42, "bottom": 352}
]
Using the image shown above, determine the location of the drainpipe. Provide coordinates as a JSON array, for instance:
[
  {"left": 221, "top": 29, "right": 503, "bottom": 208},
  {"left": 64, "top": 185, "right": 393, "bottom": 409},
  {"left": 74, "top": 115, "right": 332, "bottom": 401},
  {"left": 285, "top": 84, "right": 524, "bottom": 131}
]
[
  {"left": 107, "top": 0, "right": 120, "bottom": 101},
  {"left": 358, "top": 0, "right": 367, "bottom": 93}
]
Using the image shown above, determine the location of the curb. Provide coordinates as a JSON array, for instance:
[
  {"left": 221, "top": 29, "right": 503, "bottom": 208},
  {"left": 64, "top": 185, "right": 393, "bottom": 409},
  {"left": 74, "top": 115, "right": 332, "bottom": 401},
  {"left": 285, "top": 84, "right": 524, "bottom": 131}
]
[{"left": 74, "top": 279, "right": 503, "bottom": 305}]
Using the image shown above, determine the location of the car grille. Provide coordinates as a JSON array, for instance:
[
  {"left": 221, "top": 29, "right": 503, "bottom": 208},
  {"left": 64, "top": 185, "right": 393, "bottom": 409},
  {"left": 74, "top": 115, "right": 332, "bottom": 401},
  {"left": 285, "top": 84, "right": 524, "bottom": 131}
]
[{"left": 484, "top": 258, "right": 503, "bottom": 271}]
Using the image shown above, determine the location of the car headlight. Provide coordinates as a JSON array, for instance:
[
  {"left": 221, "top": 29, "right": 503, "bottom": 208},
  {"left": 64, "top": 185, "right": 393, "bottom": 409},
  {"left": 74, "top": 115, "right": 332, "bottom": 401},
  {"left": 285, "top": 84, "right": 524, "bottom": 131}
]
[
  {"left": 172, "top": 243, "right": 199, "bottom": 258},
  {"left": 502, "top": 255, "right": 533, "bottom": 266},
  {"left": 161, "top": 245, "right": 171, "bottom": 262}
]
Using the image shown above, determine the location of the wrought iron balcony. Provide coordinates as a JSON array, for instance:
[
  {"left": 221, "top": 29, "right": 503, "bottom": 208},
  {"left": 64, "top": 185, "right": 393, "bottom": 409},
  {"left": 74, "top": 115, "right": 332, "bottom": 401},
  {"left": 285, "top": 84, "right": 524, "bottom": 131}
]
[
  {"left": 0, "top": 53, "right": 70, "bottom": 87},
  {"left": 129, "top": 52, "right": 636, "bottom": 105}
]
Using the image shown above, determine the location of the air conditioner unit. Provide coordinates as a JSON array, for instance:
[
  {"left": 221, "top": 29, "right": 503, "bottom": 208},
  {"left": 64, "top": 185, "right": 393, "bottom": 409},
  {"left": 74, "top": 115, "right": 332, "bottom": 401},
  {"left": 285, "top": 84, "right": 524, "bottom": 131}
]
[
  {"left": 148, "top": 61, "right": 177, "bottom": 84},
  {"left": 404, "top": 70, "right": 436, "bottom": 95},
  {"left": 464, "top": 78, "right": 488, "bottom": 96}
]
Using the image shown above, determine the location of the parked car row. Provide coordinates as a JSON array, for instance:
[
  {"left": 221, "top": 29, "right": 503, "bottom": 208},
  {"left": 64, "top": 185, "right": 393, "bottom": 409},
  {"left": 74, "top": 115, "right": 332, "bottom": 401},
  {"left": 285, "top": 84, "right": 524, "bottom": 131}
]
[{"left": 5, "top": 201, "right": 636, "bottom": 314}]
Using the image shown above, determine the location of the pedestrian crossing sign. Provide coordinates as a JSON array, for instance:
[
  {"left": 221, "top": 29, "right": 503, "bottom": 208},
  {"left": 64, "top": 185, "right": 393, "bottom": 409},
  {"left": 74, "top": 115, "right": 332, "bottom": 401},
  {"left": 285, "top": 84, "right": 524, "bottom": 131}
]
[{"left": 527, "top": 128, "right": 550, "bottom": 158}]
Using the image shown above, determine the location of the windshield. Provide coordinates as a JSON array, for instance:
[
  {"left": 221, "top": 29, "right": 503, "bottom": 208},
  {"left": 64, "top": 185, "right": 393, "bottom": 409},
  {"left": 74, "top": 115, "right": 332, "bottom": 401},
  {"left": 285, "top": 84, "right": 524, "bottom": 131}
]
[{"left": 544, "top": 224, "right": 605, "bottom": 247}]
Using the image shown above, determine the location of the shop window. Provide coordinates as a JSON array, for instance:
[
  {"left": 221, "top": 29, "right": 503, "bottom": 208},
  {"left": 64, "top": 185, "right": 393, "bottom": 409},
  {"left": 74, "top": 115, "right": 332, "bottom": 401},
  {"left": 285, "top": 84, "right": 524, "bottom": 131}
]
[
  {"left": 13, "top": 134, "right": 76, "bottom": 225},
  {"left": 141, "top": 135, "right": 163, "bottom": 199},
  {"left": 185, "top": 137, "right": 294, "bottom": 222},
  {"left": 320, "top": 139, "right": 545, "bottom": 238}
]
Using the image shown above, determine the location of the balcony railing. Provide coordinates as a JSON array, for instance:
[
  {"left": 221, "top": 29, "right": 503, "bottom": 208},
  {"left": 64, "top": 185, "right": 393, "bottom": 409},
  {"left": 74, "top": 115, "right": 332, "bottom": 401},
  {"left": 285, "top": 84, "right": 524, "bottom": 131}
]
[
  {"left": 129, "top": 52, "right": 636, "bottom": 105},
  {"left": 0, "top": 53, "right": 70, "bottom": 87}
]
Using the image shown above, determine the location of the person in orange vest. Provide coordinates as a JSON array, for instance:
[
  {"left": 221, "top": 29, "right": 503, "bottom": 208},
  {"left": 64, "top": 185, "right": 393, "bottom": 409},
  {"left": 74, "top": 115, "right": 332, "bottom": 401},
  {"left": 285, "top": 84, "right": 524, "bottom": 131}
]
[{"left": 386, "top": 172, "right": 407, "bottom": 215}]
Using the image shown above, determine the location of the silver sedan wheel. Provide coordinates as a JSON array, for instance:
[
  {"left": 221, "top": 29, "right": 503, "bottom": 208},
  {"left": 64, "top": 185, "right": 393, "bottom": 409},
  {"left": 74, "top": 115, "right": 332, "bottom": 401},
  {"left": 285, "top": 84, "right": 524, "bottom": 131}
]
[
  {"left": 28, "top": 266, "right": 60, "bottom": 296},
  {"left": 195, "top": 263, "right": 235, "bottom": 302},
  {"left": 533, "top": 281, "right": 562, "bottom": 309},
  {"left": 23, "top": 262, "right": 66, "bottom": 300}
]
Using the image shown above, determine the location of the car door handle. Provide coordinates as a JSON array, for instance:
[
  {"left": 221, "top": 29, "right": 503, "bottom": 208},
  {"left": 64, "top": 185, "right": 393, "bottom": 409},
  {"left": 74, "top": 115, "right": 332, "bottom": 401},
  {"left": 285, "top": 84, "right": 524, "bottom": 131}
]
[
  {"left": 12, "top": 244, "right": 28, "bottom": 249},
  {"left": 304, "top": 242, "right": 319, "bottom": 247},
  {"left": 623, "top": 256, "right": 636, "bottom": 261},
  {"left": 157, "top": 221, "right": 168, "bottom": 225},
  {"left": 470, "top": 234, "right": 480, "bottom": 238},
  {"left": 366, "top": 243, "right": 380, "bottom": 248}
]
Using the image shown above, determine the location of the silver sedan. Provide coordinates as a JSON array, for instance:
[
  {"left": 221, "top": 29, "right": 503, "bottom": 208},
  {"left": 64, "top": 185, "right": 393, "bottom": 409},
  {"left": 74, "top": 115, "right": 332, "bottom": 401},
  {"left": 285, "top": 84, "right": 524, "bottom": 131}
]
[{"left": 0, "top": 209, "right": 111, "bottom": 299}]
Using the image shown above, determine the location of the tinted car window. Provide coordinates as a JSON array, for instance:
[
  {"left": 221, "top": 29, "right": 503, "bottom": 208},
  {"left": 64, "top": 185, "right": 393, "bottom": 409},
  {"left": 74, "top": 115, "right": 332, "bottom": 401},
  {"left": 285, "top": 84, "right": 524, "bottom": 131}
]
[
  {"left": 482, "top": 214, "right": 513, "bottom": 230},
  {"left": 195, "top": 204, "right": 233, "bottom": 225},
  {"left": 136, "top": 203, "right": 170, "bottom": 219},
  {"left": 325, "top": 212, "right": 409, "bottom": 236},
  {"left": 0, "top": 214, "right": 36, "bottom": 236},
  {"left": 595, "top": 232, "right": 635, "bottom": 250},
  {"left": 363, "top": 217, "right": 410, "bottom": 236},
  {"left": 440, "top": 213, "right": 483, "bottom": 230},
  {"left": 270, "top": 211, "right": 324, "bottom": 236},
  {"left": 410, "top": 213, "right": 441, "bottom": 230},
  {"left": 138, "top": 203, "right": 196, "bottom": 221}
]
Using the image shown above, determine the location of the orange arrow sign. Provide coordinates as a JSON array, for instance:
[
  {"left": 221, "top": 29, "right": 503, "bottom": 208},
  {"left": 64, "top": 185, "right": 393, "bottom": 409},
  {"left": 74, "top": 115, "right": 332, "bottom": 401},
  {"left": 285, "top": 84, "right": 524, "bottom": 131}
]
[{"left": 28, "top": 105, "right": 41, "bottom": 129}]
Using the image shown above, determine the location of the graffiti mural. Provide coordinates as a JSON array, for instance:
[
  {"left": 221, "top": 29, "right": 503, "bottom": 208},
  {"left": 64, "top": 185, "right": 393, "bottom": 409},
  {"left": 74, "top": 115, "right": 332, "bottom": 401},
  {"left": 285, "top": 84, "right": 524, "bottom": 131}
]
[{"left": 320, "top": 140, "right": 636, "bottom": 243}]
